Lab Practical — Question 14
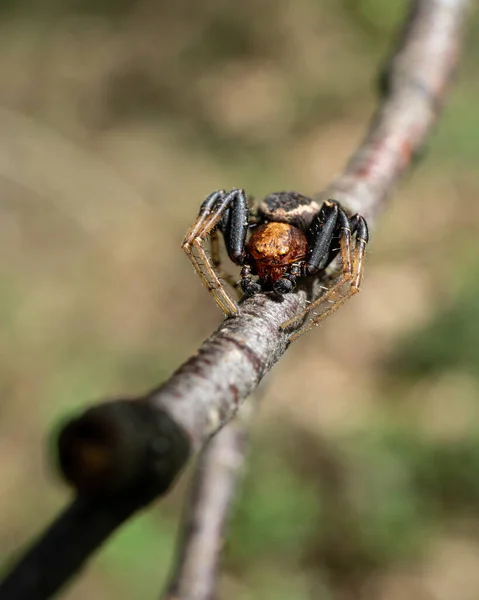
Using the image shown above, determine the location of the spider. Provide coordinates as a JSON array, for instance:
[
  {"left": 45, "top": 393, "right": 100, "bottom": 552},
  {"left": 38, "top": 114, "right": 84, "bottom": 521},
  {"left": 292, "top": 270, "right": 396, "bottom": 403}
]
[{"left": 182, "top": 189, "right": 369, "bottom": 341}]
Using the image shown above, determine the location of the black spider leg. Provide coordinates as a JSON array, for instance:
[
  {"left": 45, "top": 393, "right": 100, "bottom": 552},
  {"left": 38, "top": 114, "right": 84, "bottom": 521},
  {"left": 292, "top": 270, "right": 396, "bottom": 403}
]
[
  {"left": 277, "top": 200, "right": 339, "bottom": 328},
  {"left": 209, "top": 190, "right": 250, "bottom": 298},
  {"left": 214, "top": 189, "right": 265, "bottom": 297},
  {"left": 270, "top": 202, "right": 339, "bottom": 296},
  {"left": 303, "top": 200, "right": 340, "bottom": 276},
  {"left": 217, "top": 194, "right": 263, "bottom": 297},
  {"left": 219, "top": 192, "right": 249, "bottom": 265},
  {"left": 283, "top": 205, "right": 369, "bottom": 341},
  {"left": 182, "top": 189, "right": 248, "bottom": 316},
  {"left": 209, "top": 224, "right": 241, "bottom": 298}
]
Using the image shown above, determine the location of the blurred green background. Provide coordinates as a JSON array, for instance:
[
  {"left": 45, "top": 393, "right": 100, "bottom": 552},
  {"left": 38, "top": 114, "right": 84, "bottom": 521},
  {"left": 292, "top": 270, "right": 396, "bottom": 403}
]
[{"left": 1, "top": 1, "right": 479, "bottom": 599}]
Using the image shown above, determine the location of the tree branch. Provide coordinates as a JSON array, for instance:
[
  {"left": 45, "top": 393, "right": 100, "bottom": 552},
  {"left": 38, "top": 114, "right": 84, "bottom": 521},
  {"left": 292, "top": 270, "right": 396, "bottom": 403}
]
[
  {"left": 162, "top": 397, "right": 257, "bottom": 600},
  {"left": 323, "top": 0, "right": 468, "bottom": 222},
  {"left": 0, "top": 1, "right": 469, "bottom": 598}
]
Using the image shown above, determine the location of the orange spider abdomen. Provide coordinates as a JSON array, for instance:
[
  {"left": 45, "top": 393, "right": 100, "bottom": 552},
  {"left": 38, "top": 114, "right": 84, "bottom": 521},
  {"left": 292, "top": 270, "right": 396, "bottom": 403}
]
[{"left": 246, "top": 222, "right": 308, "bottom": 282}]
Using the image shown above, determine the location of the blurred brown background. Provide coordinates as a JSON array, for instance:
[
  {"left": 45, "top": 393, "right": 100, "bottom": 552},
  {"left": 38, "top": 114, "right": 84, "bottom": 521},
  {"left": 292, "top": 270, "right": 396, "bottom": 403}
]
[{"left": 1, "top": 1, "right": 479, "bottom": 599}]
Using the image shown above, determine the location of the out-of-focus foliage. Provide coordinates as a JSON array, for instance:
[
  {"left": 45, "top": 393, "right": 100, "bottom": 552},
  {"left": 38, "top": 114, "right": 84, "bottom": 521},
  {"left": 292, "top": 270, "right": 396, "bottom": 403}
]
[
  {"left": 1, "top": 1, "right": 479, "bottom": 599},
  {"left": 388, "top": 268, "right": 479, "bottom": 378}
]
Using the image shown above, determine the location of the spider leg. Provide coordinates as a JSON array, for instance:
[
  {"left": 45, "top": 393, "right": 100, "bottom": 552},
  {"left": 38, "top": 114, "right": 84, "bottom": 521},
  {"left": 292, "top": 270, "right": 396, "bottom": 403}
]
[
  {"left": 182, "top": 190, "right": 233, "bottom": 315},
  {"left": 281, "top": 207, "right": 352, "bottom": 331},
  {"left": 337, "top": 207, "right": 352, "bottom": 276},
  {"left": 220, "top": 190, "right": 249, "bottom": 265},
  {"left": 183, "top": 190, "right": 225, "bottom": 246},
  {"left": 210, "top": 229, "right": 243, "bottom": 300},
  {"left": 182, "top": 189, "right": 247, "bottom": 316},
  {"left": 279, "top": 201, "right": 343, "bottom": 329},
  {"left": 303, "top": 201, "right": 340, "bottom": 276},
  {"left": 216, "top": 190, "right": 253, "bottom": 298},
  {"left": 284, "top": 214, "right": 369, "bottom": 342}
]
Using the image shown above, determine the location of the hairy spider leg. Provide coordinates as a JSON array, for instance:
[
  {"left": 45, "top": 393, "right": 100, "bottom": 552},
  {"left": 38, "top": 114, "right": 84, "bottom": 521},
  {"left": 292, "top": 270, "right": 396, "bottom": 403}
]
[
  {"left": 183, "top": 190, "right": 238, "bottom": 315},
  {"left": 279, "top": 201, "right": 341, "bottom": 331},
  {"left": 204, "top": 187, "right": 250, "bottom": 299},
  {"left": 282, "top": 207, "right": 353, "bottom": 328},
  {"left": 182, "top": 189, "right": 248, "bottom": 316},
  {"left": 209, "top": 229, "right": 243, "bottom": 299},
  {"left": 184, "top": 190, "right": 225, "bottom": 244},
  {"left": 285, "top": 214, "right": 369, "bottom": 342},
  {"left": 182, "top": 190, "right": 232, "bottom": 315},
  {"left": 208, "top": 187, "right": 250, "bottom": 302},
  {"left": 281, "top": 201, "right": 344, "bottom": 329},
  {"left": 337, "top": 207, "right": 352, "bottom": 276}
]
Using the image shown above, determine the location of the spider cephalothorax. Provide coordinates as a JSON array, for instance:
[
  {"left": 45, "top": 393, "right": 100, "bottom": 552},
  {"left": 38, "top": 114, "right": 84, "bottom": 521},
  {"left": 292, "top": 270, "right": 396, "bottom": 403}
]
[{"left": 182, "top": 189, "right": 369, "bottom": 340}]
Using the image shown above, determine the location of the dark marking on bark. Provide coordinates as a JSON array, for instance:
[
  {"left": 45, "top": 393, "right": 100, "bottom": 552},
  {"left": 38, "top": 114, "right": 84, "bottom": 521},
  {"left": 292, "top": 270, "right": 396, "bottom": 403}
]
[
  {"left": 177, "top": 345, "right": 218, "bottom": 378},
  {"left": 223, "top": 336, "right": 264, "bottom": 379},
  {"left": 229, "top": 385, "right": 240, "bottom": 407}
]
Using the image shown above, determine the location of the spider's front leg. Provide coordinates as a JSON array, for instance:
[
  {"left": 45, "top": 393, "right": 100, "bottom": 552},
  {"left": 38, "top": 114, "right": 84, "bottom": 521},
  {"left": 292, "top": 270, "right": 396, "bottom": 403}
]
[
  {"left": 182, "top": 189, "right": 250, "bottom": 317},
  {"left": 281, "top": 200, "right": 369, "bottom": 341}
]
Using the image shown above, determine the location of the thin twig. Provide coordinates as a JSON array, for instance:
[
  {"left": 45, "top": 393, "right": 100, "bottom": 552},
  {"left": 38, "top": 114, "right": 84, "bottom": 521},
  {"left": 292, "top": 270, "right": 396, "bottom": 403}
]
[
  {"left": 0, "top": 1, "right": 469, "bottom": 599},
  {"left": 162, "top": 397, "right": 257, "bottom": 600}
]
